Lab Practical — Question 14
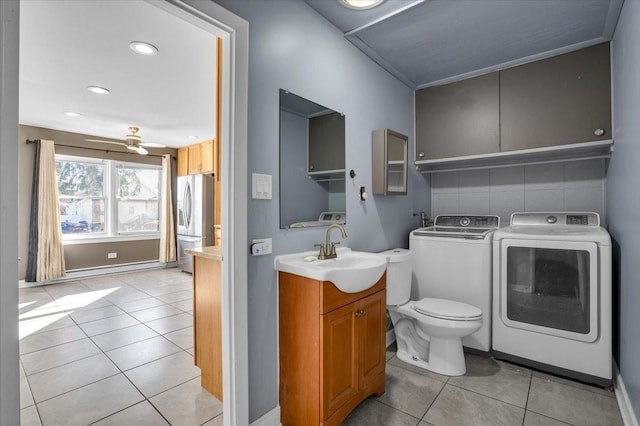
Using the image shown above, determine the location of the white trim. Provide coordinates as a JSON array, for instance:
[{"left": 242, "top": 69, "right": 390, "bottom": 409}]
[
  {"left": 18, "top": 261, "right": 173, "bottom": 288},
  {"left": 149, "top": 2, "right": 250, "bottom": 425},
  {"left": 615, "top": 363, "right": 640, "bottom": 426},
  {"left": 0, "top": 1, "right": 21, "bottom": 425},
  {"left": 249, "top": 406, "right": 281, "bottom": 426}
]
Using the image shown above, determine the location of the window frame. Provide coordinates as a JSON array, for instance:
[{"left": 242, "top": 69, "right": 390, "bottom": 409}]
[{"left": 55, "top": 154, "right": 162, "bottom": 243}]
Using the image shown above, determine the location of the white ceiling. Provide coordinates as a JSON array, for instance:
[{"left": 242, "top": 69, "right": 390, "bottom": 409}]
[
  {"left": 19, "top": 0, "right": 217, "bottom": 149},
  {"left": 304, "top": 0, "right": 624, "bottom": 89}
]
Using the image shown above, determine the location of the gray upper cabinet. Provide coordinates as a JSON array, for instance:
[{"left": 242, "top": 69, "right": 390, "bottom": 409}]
[
  {"left": 500, "top": 43, "right": 611, "bottom": 152},
  {"left": 415, "top": 72, "right": 500, "bottom": 161},
  {"left": 308, "top": 112, "right": 345, "bottom": 175}
]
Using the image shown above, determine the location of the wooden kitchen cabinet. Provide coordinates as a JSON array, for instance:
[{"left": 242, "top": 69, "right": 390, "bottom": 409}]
[
  {"left": 415, "top": 72, "right": 500, "bottom": 161},
  {"left": 192, "top": 254, "right": 222, "bottom": 401},
  {"left": 500, "top": 43, "right": 611, "bottom": 152},
  {"left": 177, "top": 139, "right": 217, "bottom": 176},
  {"left": 279, "top": 272, "right": 386, "bottom": 426},
  {"left": 177, "top": 147, "right": 189, "bottom": 176},
  {"left": 188, "top": 142, "right": 202, "bottom": 175},
  {"left": 199, "top": 139, "right": 216, "bottom": 175}
]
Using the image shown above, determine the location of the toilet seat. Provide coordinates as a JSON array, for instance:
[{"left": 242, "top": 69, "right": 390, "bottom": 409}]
[{"left": 413, "top": 298, "right": 482, "bottom": 321}]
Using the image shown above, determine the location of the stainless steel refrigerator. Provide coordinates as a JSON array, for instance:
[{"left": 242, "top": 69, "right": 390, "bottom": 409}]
[{"left": 177, "top": 174, "right": 214, "bottom": 273}]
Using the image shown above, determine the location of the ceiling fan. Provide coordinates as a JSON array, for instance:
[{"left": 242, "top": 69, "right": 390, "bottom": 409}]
[{"left": 85, "top": 126, "right": 166, "bottom": 155}]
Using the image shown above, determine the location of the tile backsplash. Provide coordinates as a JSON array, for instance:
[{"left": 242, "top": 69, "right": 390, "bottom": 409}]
[{"left": 430, "top": 159, "right": 606, "bottom": 225}]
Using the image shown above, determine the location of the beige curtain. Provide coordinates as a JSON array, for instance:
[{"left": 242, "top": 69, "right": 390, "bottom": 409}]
[
  {"left": 36, "top": 140, "right": 66, "bottom": 281},
  {"left": 159, "top": 154, "right": 176, "bottom": 262}
]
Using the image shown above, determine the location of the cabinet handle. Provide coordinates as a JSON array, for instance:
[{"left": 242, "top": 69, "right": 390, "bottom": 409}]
[
  {"left": 594, "top": 128, "right": 606, "bottom": 137},
  {"left": 309, "top": 164, "right": 314, "bottom": 170},
  {"left": 355, "top": 309, "right": 367, "bottom": 318},
  {"left": 418, "top": 152, "right": 425, "bottom": 158}
]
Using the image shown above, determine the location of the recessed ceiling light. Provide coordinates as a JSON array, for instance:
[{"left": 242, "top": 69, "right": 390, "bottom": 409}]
[
  {"left": 86, "top": 86, "right": 110, "bottom": 95},
  {"left": 130, "top": 41, "right": 158, "bottom": 56},
  {"left": 338, "top": 0, "right": 385, "bottom": 10},
  {"left": 64, "top": 111, "right": 81, "bottom": 117}
]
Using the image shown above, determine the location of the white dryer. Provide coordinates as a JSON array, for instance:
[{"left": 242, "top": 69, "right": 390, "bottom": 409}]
[
  {"left": 492, "top": 212, "right": 612, "bottom": 385},
  {"left": 409, "top": 215, "right": 500, "bottom": 352}
]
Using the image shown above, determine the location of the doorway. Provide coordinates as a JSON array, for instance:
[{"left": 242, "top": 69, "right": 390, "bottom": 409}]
[{"left": 0, "top": 1, "right": 249, "bottom": 425}]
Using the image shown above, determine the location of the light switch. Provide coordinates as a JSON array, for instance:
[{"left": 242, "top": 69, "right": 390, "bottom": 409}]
[{"left": 252, "top": 173, "right": 272, "bottom": 199}]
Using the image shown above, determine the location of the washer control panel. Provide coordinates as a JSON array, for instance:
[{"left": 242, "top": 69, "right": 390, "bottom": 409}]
[
  {"left": 511, "top": 212, "right": 600, "bottom": 227},
  {"left": 434, "top": 215, "right": 500, "bottom": 229}
]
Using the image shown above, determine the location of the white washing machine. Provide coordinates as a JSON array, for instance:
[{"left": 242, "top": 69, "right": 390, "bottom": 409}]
[
  {"left": 409, "top": 214, "right": 500, "bottom": 352},
  {"left": 492, "top": 212, "right": 612, "bottom": 385}
]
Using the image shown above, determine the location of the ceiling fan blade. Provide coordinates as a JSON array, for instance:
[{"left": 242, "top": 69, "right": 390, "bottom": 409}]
[
  {"left": 84, "top": 138, "right": 126, "bottom": 147},
  {"left": 136, "top": 146, "right": 149, "bottom": 155},
  {"left": 140, "top": 142, "right": 166, "bottom": 148}
]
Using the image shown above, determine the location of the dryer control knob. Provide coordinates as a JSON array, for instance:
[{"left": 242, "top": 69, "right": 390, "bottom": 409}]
[
  {"left": 460, "top": 217, "right": 470, "bottom": 226},
  {"left": 546, "top": 215, "right": 558, "bottom": 224}
]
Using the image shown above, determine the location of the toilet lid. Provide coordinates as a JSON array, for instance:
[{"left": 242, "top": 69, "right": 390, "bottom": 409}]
[{"left": 413, "top": 298, "right": 482, "bottom": 321}]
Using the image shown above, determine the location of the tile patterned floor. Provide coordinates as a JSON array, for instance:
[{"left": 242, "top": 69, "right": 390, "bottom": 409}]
[
  {"left": 344, "top": 344, "right": 624, "bottom": 426},
  {"left": 19, "top": 268, "right": 222, "bottom": 426},
  {"left": 20, "top": 268, "right": 624, "bottom": 426}
]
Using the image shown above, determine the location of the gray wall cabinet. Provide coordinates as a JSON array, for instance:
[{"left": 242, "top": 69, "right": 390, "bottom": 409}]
[
  {"left": 500, "top": 43, "right": 611, "bottom": 152},
  {"left": 308, "top": 112, "right": 345, "bottom": 174},
  {"left": 415, "top": 43, "right": 611, "bottom": 162},
  {"left": 415, "top": 72, "right": 500, "bottom": 160}
]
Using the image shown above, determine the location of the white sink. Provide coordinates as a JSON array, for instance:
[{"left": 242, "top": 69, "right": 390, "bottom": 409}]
[{"left": 274, "top": 248, "right": 388, "bottom": 293}]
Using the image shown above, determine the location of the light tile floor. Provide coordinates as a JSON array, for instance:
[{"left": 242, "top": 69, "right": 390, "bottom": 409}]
[
  {"left": 20, "top": 268, "right": 624, "bottom": 426},
  {"left": 344, "top": 343, "right": 624, "bottom": 426},
  {"left": 19, "top": 268, "right": 222, "bottom": 426}
]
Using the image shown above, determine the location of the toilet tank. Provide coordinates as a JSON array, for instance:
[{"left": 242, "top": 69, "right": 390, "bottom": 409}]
[{"left": 380, "top": 248, "right": 412, "bottom": 305}]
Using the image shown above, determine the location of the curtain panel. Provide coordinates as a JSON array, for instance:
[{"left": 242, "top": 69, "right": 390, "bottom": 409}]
[
  {"left": 26, "top": 139, "right": 66, "bottom": 282},
  {"left": 159, "top": 154, "right": 176, "bottom": 263}
]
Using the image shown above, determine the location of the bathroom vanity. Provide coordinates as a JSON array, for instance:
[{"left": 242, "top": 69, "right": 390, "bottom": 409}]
[
  {"left": 186, "top": 246, "right": 223, "bottom": 401},
  {"left": 278, "top": 271, "right": 386, "bottom": 426}
]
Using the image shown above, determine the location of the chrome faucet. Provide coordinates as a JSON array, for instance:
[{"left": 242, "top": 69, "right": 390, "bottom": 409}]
[{"left": 315, "top": 224, "right": 348, "bottom": 260}]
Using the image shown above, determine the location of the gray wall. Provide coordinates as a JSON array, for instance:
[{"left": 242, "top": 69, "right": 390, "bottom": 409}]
[
  {"left": 430, "top": 159, "right": 606, "bottom": 225},
  {"left": 279, "top": 110, "right": 329, "bottom": 226},
  {"left": 214, "top": 0, "right": 429, "bottom": 421},
  {"left": 610, "top": 0, "right": 640, "bottom": 417},
  {"left": 0, "top": 1, "right": 20, "bottom": 424}
]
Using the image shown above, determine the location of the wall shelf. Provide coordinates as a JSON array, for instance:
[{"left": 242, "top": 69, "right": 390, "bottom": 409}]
[{"left": 416, "top": 139, "right": 613, "bottom": 174}]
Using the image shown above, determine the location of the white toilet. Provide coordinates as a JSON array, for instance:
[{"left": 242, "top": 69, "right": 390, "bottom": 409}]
[{"left": 382, "top": 248, "right": 482, "bottom": 376}]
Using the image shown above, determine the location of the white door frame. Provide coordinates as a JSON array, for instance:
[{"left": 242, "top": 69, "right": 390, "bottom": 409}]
[
  {"left": 153, "top": 2, "right": 249, "bottom": 424},
  {"left": 0, "top": 1, "right": 20, "bottom": 425},
  {"left": 0, "top": 1, "right": 249, "bottom": 424}
]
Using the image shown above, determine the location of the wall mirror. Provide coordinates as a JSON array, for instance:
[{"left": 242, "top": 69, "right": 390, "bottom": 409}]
[
  {"left": 372, "top": 128, "right": 408, "bottom": 195},
  {"left": 279, "top": 89, "right": 346, "bottom": 229}
]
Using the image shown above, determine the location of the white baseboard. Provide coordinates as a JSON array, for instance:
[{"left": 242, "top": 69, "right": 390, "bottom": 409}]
[
  {"left": 615, "top": 363, "right": 639, "bottom": 426},
  {"left": 19, "top": 261, "right": 177, "bottom": 288},
  {"left": 250, "top": 406, "right": 281, "bottom": 426}
]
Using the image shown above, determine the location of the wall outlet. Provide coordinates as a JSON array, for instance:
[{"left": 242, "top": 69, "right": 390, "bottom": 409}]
[
  {"left": 251, "top": 238, "right": 272, "bottom": 256},
  {"left": 107, "top": 252, "right": 117, "bottom": 259}
]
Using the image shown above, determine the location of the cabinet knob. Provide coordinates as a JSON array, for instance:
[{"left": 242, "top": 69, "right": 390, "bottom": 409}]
[
  {"left": 418, "top": 152, "right": 425, "bottom": 158},
  {"left": 594, "top": 128, "right": 606, "bottom": 137},
  {"left": 309, "top": 164, "right": 314, "bottom": 171},
  {"left": 355, "top": 309, "right": 367, "bottom": 318}
]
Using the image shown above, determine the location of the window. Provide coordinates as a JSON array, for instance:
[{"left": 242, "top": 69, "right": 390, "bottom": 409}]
[
  {"left": 116, "top": 163, "right": 160, "bottom": 234},
  {"left": 55, "top": 155, "right": 161, "bottom": 240}
]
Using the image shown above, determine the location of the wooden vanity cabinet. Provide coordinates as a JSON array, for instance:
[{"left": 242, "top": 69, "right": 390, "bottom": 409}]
[{"left": 279, "top": 272, "right": 386, "bottom": 426}]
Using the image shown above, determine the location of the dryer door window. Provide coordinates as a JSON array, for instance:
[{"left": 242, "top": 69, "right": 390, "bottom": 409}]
[{"left": 500, "top": 239, "right": 599, "bottom": 343}]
